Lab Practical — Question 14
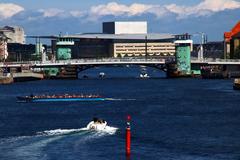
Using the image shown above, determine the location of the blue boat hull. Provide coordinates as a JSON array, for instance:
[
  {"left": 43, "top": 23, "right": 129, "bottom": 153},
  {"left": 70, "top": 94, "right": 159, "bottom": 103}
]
[{"left": 17, "top": 97, "right": 106, "bottom": 102}]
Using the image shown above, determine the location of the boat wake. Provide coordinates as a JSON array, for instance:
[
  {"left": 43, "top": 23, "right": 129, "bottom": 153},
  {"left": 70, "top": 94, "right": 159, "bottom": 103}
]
[
  {"left": 37, "top": 128, "right": 88, "bottom": 136},
  {"left": 105, "top": 98, "right": 136, "bottom": 101},
  {"left": 38, "top": 126, "right": 118, "bottom": 136},
  {"left": 0, "top": 125, "right": 118, "bottom": 160},
  {"left": 102, "top": 126, "right": 118, "bottom": 135}
]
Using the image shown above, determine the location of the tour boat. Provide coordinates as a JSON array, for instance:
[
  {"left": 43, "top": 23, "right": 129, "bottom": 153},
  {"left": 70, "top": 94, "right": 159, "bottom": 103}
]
[{"left": 17, "top": 94, "right": 105, "bottom": 102}]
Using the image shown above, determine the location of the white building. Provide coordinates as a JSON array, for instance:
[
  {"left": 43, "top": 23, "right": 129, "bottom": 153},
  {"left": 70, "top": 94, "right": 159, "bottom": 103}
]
[
  {"left": 103, "top": 21, "right": 147, "bottom": 34},
  {"left": 0, "top": 26, "right": 25, "bottom": 44}
]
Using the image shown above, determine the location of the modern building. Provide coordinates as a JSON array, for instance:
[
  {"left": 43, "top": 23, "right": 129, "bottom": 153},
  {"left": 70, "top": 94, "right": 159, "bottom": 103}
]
[
  {"left": 28, "top": 21, "right": 191, "bottom": 62},
  {"left": 7, "top": 43, "right": 35, "bottom": 61},
  {"left": 55, "top": 21, "right": 177, "bottom": 60},
  {"left": 224, "top": 21, "right": 240, "bottom": 59},
  {"left": 103, "top": 21, "right": 147, "bottom": 34},
  {"left": 0, "top": 26, "right": 25, "bottom": 44}
]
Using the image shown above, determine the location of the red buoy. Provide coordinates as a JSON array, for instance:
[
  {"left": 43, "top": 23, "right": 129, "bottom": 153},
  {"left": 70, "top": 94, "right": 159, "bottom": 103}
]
[{"left": 126, "top": 115, "right": 131, "bottom": 157}]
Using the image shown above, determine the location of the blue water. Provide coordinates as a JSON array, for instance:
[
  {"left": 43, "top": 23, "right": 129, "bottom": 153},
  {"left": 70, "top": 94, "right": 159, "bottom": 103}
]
[{"left": 0, "top": 67, "right": 240, "bottom": 160}]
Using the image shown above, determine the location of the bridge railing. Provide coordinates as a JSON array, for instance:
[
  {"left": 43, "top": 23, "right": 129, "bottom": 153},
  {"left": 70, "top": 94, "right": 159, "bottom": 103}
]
[
  {"left": 53, "top": 58, "right": 167, "bottom": 65},
  {"left": 191, "top": 57, "right": 240, "bottom": 63}
]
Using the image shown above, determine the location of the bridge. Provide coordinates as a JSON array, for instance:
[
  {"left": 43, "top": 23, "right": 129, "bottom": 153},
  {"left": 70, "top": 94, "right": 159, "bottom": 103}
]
[
  {"left": 1, "top": 57, "right": 240, "bottom": 79},
  {"left": 0, "top": 58, "right": 166, "bottom": 68},
  {"left": 1, "top": 58, "right": 240, "bottom": 68}
]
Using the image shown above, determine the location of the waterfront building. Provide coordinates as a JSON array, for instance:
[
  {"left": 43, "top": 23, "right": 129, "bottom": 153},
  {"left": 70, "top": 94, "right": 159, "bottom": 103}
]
[
  {"left": 0, "top": 26, "right": 25, "bottom": 44},
  {"left": 57, "top": 21, "right": 177, "bottom": 59},
  {"left": 224, "top": 21, "right": 240, "bottom": 59},
  {"left": 7, "top": 43, "right": 35, "bottom": 61},
  {"left": 0, "top": 26, "right": 28, "bottom": 61}
]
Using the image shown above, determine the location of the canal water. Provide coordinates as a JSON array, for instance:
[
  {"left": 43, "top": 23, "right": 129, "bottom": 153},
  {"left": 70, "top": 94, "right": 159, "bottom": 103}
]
[{"left": 0, "top": 66, "right": 240, "bottom": 160}]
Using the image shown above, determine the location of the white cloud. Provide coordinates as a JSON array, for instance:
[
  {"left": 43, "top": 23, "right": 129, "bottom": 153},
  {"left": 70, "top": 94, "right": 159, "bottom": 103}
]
[
  {"left": 88, "top": 0, "right": 240, "bottom": 20},
  {"left": 0, "top": 3, "right": 24, "bottom": 20},
  {"left": 1, "top": 0, "right": 240, "bottom": 21},
  {"left": 165, "top": 0, "right": 240, "bottom": 19},
  {"left": 90, "top": 2, "right": 153, "bottom": 17},
  {"left": 197, "top": 0, "right": 240, "bottom": 12},
  {"left": 38, "top": 8, "right": 65, "bottom": 18},
  {"left": 38, "top": 8, "right": 85, "bottom": 19}
]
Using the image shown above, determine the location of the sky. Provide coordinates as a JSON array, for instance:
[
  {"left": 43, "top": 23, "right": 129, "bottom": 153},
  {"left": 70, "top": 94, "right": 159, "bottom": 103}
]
[{"left": 0, "top": 0, "right": 239, "bottom": 43}]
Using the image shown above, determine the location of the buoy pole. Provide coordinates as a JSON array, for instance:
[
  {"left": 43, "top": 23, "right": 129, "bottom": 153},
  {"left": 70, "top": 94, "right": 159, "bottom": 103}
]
[{"left": 126, "top": 115, "right": 131, "bottom": 157}]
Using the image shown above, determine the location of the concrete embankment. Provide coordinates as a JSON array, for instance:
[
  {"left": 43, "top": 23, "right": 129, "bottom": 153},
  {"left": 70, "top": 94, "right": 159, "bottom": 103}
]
[{"left": 12, "top": 72, "right": 44, "bottom": 82}]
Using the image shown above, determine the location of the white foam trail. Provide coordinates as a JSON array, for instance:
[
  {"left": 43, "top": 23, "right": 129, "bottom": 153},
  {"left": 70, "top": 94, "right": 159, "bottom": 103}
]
[
  {"left": 96, "top": 126, "right": 118, "bottom": 135},
  {"left": 37, "top": 128, "right": 88, "bottom": 136},
  {"left": 13, "top": 136, "right": 62, "bottom": 160},
  {"left": 105, "top": 98, "right": 136, "bottom": 101},
  {"left": 0, "top": 126, "right": 119, "bottom": 159},
  {"left": 37, "top": 126, "right": 118, "bottom": 136}
]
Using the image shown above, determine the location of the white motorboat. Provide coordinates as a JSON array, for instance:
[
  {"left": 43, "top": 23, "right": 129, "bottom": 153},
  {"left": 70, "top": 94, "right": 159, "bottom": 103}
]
[
  {"left": 87, "top": 120, "right": 107, "bottom": 131},
  {"left": 99, "top": 72, "right": 106, "bottom": 78},
  {"left": 140, "top": 73, "right": 150, "bottom": 78},
  {"left": 86, "top": 118, "right": 118, "bottom": 134}
]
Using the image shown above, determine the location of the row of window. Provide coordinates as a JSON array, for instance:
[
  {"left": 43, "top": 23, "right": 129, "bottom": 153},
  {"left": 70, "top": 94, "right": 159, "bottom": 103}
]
[
  {"left": 115, "top": 53, "right": 175, "bottom": 57},
  {"left": 115, "top": 52, "right": 175, "bottom": 54},
  {"left": 58, "top": 38, "right": 74, "bottom": 42},
  {"left": 115, "top": 45, "right": 174, "bottom": 48}
]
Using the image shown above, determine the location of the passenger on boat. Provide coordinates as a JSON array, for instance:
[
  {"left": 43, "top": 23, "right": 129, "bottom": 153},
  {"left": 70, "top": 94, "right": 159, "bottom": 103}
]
[{"left": 93, "top": 117, "right": 106, "bottom": 124}]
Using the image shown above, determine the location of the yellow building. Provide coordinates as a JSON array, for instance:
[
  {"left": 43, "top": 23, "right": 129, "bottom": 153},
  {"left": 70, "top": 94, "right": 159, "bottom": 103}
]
[{"left": 113, "top": 42, "right": 175, "bottom": 57}]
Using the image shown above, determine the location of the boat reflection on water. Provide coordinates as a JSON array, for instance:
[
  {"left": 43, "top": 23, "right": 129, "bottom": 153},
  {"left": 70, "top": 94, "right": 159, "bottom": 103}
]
[
  {"left": 233, "top": 78, "right": 240, "bottom": 90},
  {"left": 99, "top": 72, "right": 106, "bottom": 78},
  {"left": 17, "top": 94, "right": 105, "bottom": 102}
]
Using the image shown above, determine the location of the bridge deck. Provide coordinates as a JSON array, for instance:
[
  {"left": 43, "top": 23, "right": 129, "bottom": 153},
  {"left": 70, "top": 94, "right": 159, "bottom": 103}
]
[
  {"left": 1, "top": 58, "right": 240, "bottom": 68},
  {"left": 0, "top": 58, "right": 166, "bottom": 68}
]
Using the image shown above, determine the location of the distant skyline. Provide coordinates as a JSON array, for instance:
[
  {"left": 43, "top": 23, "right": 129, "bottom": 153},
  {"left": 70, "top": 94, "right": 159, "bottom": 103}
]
[{"left": 0, "top": 0, "right": 239, "bottom": 43}]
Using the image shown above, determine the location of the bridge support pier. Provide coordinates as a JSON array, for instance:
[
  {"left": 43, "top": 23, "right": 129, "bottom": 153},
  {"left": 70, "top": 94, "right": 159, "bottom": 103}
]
[
  {"left": 59, "top": 65, "right": 78, "bottom": 79},
  {"left": 167, "top": 40, "right": 192, "bottom": 78}
]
